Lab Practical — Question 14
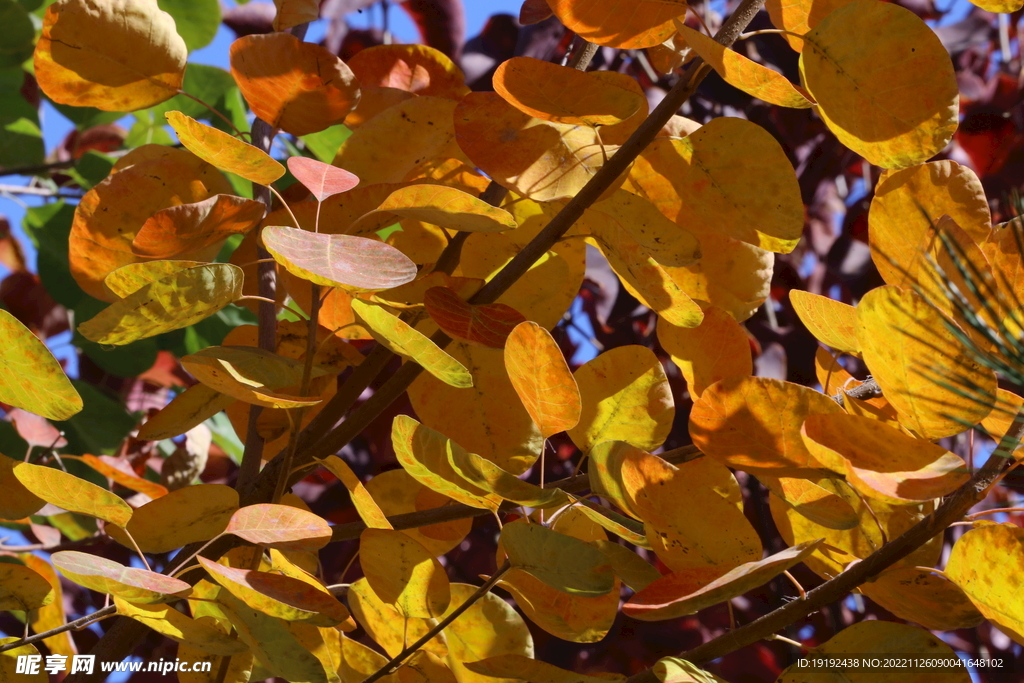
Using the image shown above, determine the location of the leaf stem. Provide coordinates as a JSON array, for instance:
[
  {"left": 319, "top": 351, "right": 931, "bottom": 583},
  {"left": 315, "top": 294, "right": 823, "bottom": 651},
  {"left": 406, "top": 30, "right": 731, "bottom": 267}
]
[{"left": 359, "top": 561, "right": 512, "bottom": 683}]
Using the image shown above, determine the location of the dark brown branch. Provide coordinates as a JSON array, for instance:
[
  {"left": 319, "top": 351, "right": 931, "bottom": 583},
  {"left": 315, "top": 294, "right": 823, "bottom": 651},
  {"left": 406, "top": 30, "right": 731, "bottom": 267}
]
[
  {"left": 0, "top": 606, "right": 115, "bottom": 654},
  {"left": 624, "top": 408, "right": 1024, "bottom": 683}
]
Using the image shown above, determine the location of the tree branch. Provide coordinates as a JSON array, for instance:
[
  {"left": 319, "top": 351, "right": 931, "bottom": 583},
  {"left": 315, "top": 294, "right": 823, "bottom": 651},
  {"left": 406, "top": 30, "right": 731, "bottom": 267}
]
[
  {"left": 0, "top": 606, "right": 115, "bottom": 654},
  {"left": 623, "top": 408, "right": 1024, "bottom": 683}
]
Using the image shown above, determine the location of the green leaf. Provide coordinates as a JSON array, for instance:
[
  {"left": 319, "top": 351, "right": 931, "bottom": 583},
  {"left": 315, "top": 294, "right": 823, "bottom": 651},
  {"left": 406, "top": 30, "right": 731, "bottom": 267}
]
[
  {"left": 0, "top": 68, "right": 43, "bottom": 169},
  {"left": 300, "top": 123, "right": 352, "bottom": 163},
  {"left": 22, "top": 202, "right": 90, "bottom": 310},
  {"left": 54, "top": 381, "right": 136, "bottom": 455},
  {"left": 0, "top": 1, "right": 34, "bottom": 68},
  {"left": 65, "top": 150, "right": 116, "bottom": 190},
  {"left": 499, "top": 520, "right": 615, "bottom": 597},
  {"left": 151, "top": 64, "right": 249, "bottom": 134},
  {"left": 156, "top": 0, "right": 220, "bottom": 52}
]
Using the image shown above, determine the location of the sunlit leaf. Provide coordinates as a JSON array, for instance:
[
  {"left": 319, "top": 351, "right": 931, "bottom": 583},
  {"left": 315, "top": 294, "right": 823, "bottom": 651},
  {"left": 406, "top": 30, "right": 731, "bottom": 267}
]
[
  {"left": 0, "top": 454, "right": 45, "bottom": 521},
  {"left": 546, "top": 0, "right": 687, "bottom": 48},
  {"left": 13, "top": 462, "right": 132, "bottom": 526},
  {"left": 360, "top": 528, "right": 451, "bottom": 618},
  {"left": 424, "top": 287, "right": 525, "bottom": 349},
  {"left": 677, "top": 25, "right": 813, "bottom": 108},
  {"left": 273, "top": 0, "right": 319, "bottom": 31},
  {"left": 465, "top": 655, "right": 624, "bottom": 683},
  {"left": 347, "top": 44, "right": 469, "bottom": 99},
  {"left": 624, "top": 541, "right": 821, "bottom": 620},
  {"left": 788, "top": 290, "right": 860, "bottom": 355},
  {"left": 654, "top": 658, "right": 729, "bottom": 683},
  {"left": 777, "top": 621, "right": 971, "bottom": 682},
  {"left": 860, "top": 566, "right": 983, "bottom": 631},
  {"left": 316, "top": 455, "right": 392, "bottom": 529},
  {"left": 446, "top": 441, "right": 566, "bottom": 508},
  {"left": 493, "top": 57, "right": 644, "bottom": 126},
  {"left": 182, "top": 346, "right": 325, "bottom": 409},
  {"left": 347, "top": 577, "right": 449, "bottom": 659},
  {"left": 263, "top": 226, "right": 417, "bottom": 291},
  {"left": 230, "top": 32, "right": 359, "bottom": 136},
  {"left": 167, "top": 111, "right": 285, "bottom": 184},
  {"left": 52, "top": 551, "right": 191, "bottom": 604},
  {"left": 0, "top": 309, "right": 82, "bottom": 420},
  {"left": 19, "top": 554, "right": 75, "bottom": 658},
  {"left": 657, "top": 306, "right": 752, "bottom": 398},
  {"left": 78, "top": 263, "right": 244, "bottom": 345},
  {"left": 78, "top": 453, "right": 169, "bottom": 499},
  {"left": 500, "top": 520, "right": 614, "bottom": 597},
  {"left": 764, "top": 0, "right": 855, "bottom": 52},
  {"left": 131, "top": 194, "right": 264, "bottom": 259},
  {"left": 117, "top": 484, "right": 238, "bottom": 554},
  {"left": 351, "top": 184, "right": 517, "bottom": 236},
  {"left": 856, "top": 286, "right": 996, "bottom": 439},
  {"left": 800, "top": 0, "right": 958, "bottom": 169},
  {"left": 225, "top": 504, "right": 332, "bottom": 551},
  {"left": 34, "top": 0, "right": 187, "bottom": 111},
  {"left": 759, "top": 474, "right": 858, "bottom": 530},
  {"left": 440, "top": 582, "right": 535, "bottom": 683},
  {"left": 568, "top": 345, "right": 674, "bottom": 453},
  {"left": 689, "top": 376, "right": 844, "bottom": 472},
  {"left": 0, "top": 639, "right": 47, "bottom": 683},
  {"left": 504, "top": 321, "right": 581, "bottom": 438},
  {"left": 197, "top": 557, "right": 349, "bottom": 627},
  {"left": 352, "top": 300, "right": 473, "bottom": 388},
  {"left": 287, "top": 156, "right": 359, "bottom": 201},
  {"left": 0, "top": 563, "right": 54, "bottom": 611},
  {"left": 801, "top": 413, "right": 969, "bottom": 504},
  {"left": 365, "top": 469, "right": 472, "bottom": 557},
  {"left": 946, "top": 523, "right": 1024, "bottom": 645},
  {"left": 114, "top": 596, "right": 249, "bottom": 655}
]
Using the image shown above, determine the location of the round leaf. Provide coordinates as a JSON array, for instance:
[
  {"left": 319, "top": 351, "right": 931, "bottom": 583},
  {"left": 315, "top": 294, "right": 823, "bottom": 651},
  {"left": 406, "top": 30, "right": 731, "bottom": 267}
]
[
  {"left": 546, "top": 0, "right": 687, "bottom": 48},
  {"left": 946, "top": 524, "right": 1024, "bottom": 645},
  {"left": 0, "top": 563, "right": 54, "bottom": 611},
  {"left": 504, "top": 321, "right": 581, "bottom": 438},
  {"left": 424, "top": 287, "right": 525, "bottom": 349},
  {"left": 360, "top": 528, "right": 451, "bottom": 618},
  {"left": 0, "top": 309, "right": 82, "bottom": 421}
]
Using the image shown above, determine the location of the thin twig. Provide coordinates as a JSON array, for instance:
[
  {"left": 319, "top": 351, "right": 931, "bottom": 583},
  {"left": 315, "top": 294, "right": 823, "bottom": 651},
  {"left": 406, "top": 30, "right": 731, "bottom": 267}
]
[
  {"left": 0, "top": 184, "right": 84, "bottom": 198},
  {"left": 0, "top": 606, "right": 116, "bottom": 654},
  {"left": 566, "top": 38, "right": 599, "bottom": 71},
  {"left": 359, "top": 562, "right": 512, "bottom": 683}
]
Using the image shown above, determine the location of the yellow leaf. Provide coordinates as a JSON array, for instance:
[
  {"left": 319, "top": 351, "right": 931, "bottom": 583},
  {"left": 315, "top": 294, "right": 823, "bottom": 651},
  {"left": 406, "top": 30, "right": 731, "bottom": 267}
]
[
  {"left": 801, "top": 413, "right": 969, "bottom": 505},
  {"left": 439, "top": 583, "right": 534, "bottom": 683},
  {"left": 116, "top": 484, "right": 238, "bottom": 554},
  {"left": 770, "top": 482, "right": 940, "bottom": 580},
  {"left": 352, "top": 300, "right": 473, "bottom": 388},
  {"left": 19, "top": 555, "right": 76, "bottom": 658},
  {"left": 197, "top": 557, "right": 350, "bottom": 627},
  {"left": 624, "top": 541, "right": 822, "bottom": 620},
  {"left": 230, "top": 32, "right": 359, "bottom": 136},
  {"left": 654, "top": 658, "right": 729, "bottom": 683},
  {"left": 0, "top": 639, "right": 47, "bottom": 683},
  {"left": 504, "top": 321, "right": 580, "bottom": 439},
  {"left": 339, "top": 635, "right": 396, "bottom": 683},
  {"left": 225, "top": 504, "right": 332, "bottom": 551},
  {"left": 759, "top": 474, "right": 859, "bottom": 530},
  {"left": 335, "top": 97, "right": 466, "bottom": 184},
  {"left": 79, "top": 263, "right": 244, "bottom": 345},
  {"left": 137, "top": 384, "right": 235, "bottom": 441},
  {"left": 859, "top": 567, "right": 983, "bottom": 631},
  {"left": 167, "top": 112, "right": 285, "bottom": 185},
  {"left": 800, "top": 0, "right": 958, "bottom": 169},
  {"left": 0, "top": 454, "right": 45, "bottom": 520},
  {"left": 624, "top": 121, "right": 803, "bottom": 253},
  {"left": 591, "top": 540, "right": 661, "bottom": 592},
  {"left": 689, "top": 375, "right": 843, "bottom": 472},
  {"left": 349, "top": 184, "right": 517, "bottom": 236},
  {"left": 657, "top": 305, "right": 753, "bottom": 398},
  {"left": 620, "top": 451, "right": 761, "bottom": 573},
  {"left": 52, "top": 551, "right": 191, "bottom": 604},
  {"left": 465, "top": 655, "right": 624, "bottom": 683},
  {"left": 408, "top": 341, "right": 544, "bottom": 474},
  {"left": 34, "top": 0, "right": 186, "bottom": 111},
  {"left": 446, "top": 442, "right": 566, "bottom": 508},
  {"left": 183, "top": 346, "right": 324, "bottom": 409},
  {"left": 868, "top": 161, "right": 991, "bottom": 287},
  {"left": 580, "top": 189, "right": 702, "bottom": 268},
  {"left": 0, "top": 563, "right": 54, "bottom": 611},
  {"left": 360, "top": 528, "right": 451, "bottom": 618},
  {"left": 0, "top": 310, "right": 82, "bottom": 420},
  {"left": 347, "top": 577, "right": 449, "bottom": 659},
  {"left": 764, "top": 0, "right": 856, "bottom": 52},
  {"left": 789, "top": 290, "right": 860, "bottom": 355},
  {"left": 546, "top": 0, "right": 687, "bottom": 49},
  {"left": 500, "top": 521, "right": 614, "bottom": 597},
  {"left": 585, "top": 441, "right": 647, "bottom": 520},
  {"left": 114, "top": 596, "right": 248, "bottom": 655},
  {"left": 104, "top": 260, "right": 205, "bottom": 299},
  {"left": 677, "top": 25, "right": 813, "bottom": 108},
  {"left": 777, "top": 621, "right": 971, "bottom": 682},
  {"left": 856, "top": 286, "right": 996, "bottom": 439},
  {"left": 568, "top": 345, "right": 675, "bottom": 453},
  {"left": 390, "top": 415, "right": 501, "bottom": 511},
  {"left": 13, "top": 462, "right": 132, "bottom": 527},
  {"left": 317, "top": 455, "right": 391, "bottom": 529},
  {"left": 946, "top": 523, "right": 1024, "bottom": 645},
  {"left": 365, "top": 469, "right": 471, "bottom": 557},
  {"left": 175, "top": 645, "right": 253, "bottom": 683},
  {"left": 493, "top": 56, "right": 644, "bottom": 126}
]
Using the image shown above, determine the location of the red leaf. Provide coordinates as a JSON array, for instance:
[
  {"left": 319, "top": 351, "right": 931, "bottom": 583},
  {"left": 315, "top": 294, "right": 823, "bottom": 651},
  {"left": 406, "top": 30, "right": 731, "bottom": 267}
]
[
  {"left": 287, "top": 157, "right": 360, "bottom": 202},
  {"left": 423, "top": 286, "right": 525, "bottom": 348}
]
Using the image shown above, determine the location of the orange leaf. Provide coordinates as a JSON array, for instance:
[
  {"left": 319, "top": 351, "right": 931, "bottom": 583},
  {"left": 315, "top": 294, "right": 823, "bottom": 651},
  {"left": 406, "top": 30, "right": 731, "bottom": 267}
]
[
  {"left": 546, "top": 0, "right": 688, "bottom": 48},
  {"left": 689, "top": 376, "right": 844, "bottom": 472},
  {"left": 504, "top": 321, "right": 581, "bottom": 439},
  {"left": 789, "top": 290, "right": 860, "bottom": 355},
  {"left": 346, "top": 44, "right": 469, "bottom": 100},
  {"left": 287, "top": 157, "right": 359, "bottom": 202},
  {"left": 676, "top": 25, "right": 814, "bottom": 108},
  {"left": 764, "top": 0, "right": 856, "bottom": 52},
  {"left": 801, "top": 413, "right": 969, "bottom": 504},
  {"left": 423, "top": 287, "right": 525, "bottom": 348},
  {"left": 166, "top": 111, "right": 285, "bottom": 185},
  {"left": 79, "top": 454, "right": 168, "bottom": 499},
  {"left": 493, "top": 57, "right": 645, "bottom": 126},
  {"left": 131, "top": 194, "right": 264, "bottom": 259},
  {"left": 225, "top": 504, "right": 332, "bottom": 551},
  {"left": 230, "top": 33, "right": 360, "bottom": 136},
  {"left": 657, "top": 305, "right": 752, "bottom": 398},
  {"left": 34, "top": 0, "right": 186, "bottom": 111},
  {"left": 262, "top": 227, "right": 418, "bottom": 291}
]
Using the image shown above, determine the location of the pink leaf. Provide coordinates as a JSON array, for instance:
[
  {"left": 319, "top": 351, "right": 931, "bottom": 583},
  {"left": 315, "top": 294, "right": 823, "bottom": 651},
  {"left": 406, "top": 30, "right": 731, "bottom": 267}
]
[{"left": 287, "top": 157, "right": 360, "bottom": 202}]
